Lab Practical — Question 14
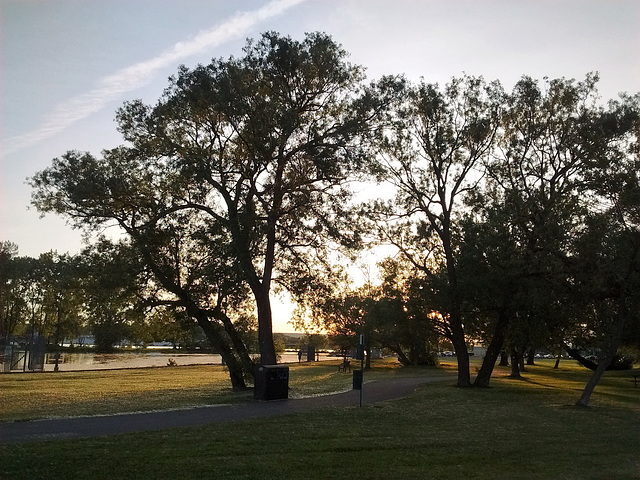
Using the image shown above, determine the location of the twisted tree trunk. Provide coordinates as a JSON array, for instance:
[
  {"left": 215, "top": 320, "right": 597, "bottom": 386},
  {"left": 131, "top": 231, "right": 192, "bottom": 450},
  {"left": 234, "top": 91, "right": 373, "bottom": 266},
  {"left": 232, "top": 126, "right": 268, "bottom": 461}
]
[
  {"left": 576, "top": 300, "right": 629, "bottom": 407},
  {"left": 475, "top": 311, "right": 509, "bottom": 387}
]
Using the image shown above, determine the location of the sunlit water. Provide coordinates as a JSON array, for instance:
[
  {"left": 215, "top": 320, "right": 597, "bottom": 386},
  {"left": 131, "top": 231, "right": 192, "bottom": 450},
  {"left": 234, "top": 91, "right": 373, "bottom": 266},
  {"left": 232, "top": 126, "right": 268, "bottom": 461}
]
[{"left": 43, "top": 351, "right": 332, "bottom": 372}]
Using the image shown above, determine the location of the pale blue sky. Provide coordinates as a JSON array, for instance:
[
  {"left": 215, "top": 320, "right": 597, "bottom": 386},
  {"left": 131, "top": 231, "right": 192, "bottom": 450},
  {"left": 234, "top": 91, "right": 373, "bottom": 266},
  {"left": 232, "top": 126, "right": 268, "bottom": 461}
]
[{"left": 1, "top": 0, "right": 639, "bottom": 329}]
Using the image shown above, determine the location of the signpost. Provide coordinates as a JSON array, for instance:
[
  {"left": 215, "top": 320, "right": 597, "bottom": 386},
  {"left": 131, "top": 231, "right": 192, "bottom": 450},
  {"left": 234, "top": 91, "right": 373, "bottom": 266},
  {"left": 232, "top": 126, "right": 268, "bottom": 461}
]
[{"left": 353, "top": 334, "right": 365, "bottom": 407}]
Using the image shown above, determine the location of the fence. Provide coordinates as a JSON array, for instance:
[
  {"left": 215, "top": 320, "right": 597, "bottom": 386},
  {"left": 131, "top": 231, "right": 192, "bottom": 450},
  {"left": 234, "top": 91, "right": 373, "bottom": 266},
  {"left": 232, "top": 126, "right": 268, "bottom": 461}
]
[{"left": 1, "top": 335, "right": 46, "bottom": 373}]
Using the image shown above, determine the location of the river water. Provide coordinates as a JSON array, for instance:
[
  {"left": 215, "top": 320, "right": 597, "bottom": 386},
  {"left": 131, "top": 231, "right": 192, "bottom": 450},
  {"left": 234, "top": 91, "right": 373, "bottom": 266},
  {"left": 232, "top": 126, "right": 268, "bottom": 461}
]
[{"left": 43, "top": 351, "right": 332, "bottom": 372}]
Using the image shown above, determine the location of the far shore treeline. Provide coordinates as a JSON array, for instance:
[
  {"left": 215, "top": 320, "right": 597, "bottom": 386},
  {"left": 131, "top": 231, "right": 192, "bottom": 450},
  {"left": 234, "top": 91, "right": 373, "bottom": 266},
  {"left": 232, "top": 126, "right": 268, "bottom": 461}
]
[{"left": 2, "top": 32, "right": 638, "bottom": 405}]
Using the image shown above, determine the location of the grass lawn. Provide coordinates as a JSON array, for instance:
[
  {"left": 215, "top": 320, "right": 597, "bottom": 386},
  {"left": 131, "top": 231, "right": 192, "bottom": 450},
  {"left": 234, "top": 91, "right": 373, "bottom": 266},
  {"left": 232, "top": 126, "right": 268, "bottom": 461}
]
[
  {"left": 1, "top": 358, "right": 639, "bottom": 479},
  {"left": 0, "top": 358, "right": 424, "bottom": 421}
]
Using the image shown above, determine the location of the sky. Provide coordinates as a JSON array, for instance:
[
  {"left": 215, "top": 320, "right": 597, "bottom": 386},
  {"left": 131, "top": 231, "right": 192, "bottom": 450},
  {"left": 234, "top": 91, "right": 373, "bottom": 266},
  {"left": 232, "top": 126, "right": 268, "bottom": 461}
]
[{"left": 2, "top": 0, "right": 639, "bottom": 331}]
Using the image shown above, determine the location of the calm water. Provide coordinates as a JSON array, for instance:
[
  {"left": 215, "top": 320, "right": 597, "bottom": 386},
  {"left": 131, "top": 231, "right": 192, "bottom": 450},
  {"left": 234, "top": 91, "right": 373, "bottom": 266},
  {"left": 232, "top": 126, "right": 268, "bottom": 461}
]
[{"left": 44, "top": 351, "right": 330, "bottom": 372}]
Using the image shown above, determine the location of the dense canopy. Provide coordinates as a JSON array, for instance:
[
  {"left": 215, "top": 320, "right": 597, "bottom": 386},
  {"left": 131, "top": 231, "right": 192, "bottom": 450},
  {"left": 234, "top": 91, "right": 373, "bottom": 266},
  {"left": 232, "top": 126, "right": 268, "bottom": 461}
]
[{"left": 3, "top": 32, "right": 638, "bottom": 404}]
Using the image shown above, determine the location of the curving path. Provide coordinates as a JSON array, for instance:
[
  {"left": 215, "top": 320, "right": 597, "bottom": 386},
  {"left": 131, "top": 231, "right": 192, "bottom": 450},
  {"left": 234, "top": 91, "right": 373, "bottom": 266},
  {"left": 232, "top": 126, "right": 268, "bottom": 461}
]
[{"left": 0, "top": 375, "right": 452, "bottom": 444}]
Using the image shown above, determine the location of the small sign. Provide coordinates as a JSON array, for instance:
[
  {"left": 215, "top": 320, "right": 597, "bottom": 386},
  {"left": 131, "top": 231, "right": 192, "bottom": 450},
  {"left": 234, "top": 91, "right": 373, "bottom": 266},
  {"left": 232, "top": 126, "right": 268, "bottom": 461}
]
[{"left": 353, "top": 369, "right": 363, "bottom": 390}]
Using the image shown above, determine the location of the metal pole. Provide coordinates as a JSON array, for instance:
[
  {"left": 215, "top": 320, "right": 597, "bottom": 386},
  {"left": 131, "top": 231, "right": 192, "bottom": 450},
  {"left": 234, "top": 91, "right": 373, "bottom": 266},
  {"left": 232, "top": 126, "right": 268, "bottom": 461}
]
[
  {"left": 359, "top": 355, "right": 364, "bottom": 407},
  {"left": 359, "top": 334, "right": 364, "bottom": 407}
]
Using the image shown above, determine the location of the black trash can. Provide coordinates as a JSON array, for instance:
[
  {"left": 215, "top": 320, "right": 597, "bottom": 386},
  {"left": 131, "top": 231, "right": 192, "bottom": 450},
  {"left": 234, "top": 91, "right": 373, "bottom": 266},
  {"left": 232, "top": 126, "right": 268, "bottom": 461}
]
[{"left": 254, "top": 365, "right": 289, "bottom": 400}]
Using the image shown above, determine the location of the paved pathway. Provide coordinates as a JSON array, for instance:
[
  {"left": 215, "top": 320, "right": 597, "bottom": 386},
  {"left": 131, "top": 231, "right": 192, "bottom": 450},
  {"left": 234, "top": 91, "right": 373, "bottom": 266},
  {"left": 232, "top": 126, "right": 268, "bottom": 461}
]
[{"left": 0, "top": 375, "right": 452, "bottom": 444}]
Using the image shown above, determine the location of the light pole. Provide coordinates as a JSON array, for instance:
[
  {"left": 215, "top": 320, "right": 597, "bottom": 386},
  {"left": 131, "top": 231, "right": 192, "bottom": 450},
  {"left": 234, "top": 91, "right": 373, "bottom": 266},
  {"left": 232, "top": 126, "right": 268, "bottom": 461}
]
[{"left": 353, "top": 334, "right": 365, "bottom": 407}]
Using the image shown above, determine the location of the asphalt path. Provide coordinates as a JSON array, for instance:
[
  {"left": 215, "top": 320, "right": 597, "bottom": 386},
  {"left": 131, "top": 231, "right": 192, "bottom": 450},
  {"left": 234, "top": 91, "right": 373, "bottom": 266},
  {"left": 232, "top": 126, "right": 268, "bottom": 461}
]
[{"left": 0, "top": 375, "right": 452, "bottom": 444}]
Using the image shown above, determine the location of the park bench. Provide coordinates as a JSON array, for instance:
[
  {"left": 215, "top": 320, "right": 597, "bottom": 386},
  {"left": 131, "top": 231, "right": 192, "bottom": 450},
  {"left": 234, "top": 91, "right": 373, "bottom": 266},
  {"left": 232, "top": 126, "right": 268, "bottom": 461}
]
[
  {"left": 338, "top": 359, "right": 351, "bottom": 373},
  {"left": 630, "top": 369, "right": 640, "bottom": 388}
]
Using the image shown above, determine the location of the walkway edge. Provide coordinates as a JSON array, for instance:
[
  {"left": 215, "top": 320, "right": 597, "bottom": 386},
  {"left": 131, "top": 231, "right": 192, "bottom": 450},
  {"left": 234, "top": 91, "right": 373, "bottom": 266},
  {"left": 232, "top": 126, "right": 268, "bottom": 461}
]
[{"left": 0, "top": 375, "right": 453, "bottom": 444}]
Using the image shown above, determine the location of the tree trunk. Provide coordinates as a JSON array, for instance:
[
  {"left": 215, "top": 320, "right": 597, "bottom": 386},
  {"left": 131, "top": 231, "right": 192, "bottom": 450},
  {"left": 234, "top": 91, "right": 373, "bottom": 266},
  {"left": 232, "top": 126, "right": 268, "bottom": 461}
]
[
  {"left": 576, "top": 359, "right": 610, "bottom": 407},
  {"left": 576, "top": 300, "right": 629, "bottom": 407},
  {"left": 450, "top": 318, "right": 471, "bottom": 387},
  {"left": 441, "top": 218, "right": 470, "bottom": 387},
  {"left": 195, "top": 314, "right": 246, "bottom": 391},
  {"left": 564, "top": 345, "right": 599, "bottom": 370},
  {"left": 218, "top": 311, "right": 255, "bottom": 378},
  {"left": 499, "top": 350, "right": 509, "bottom": 366},
  {"left": 526, "top": 349, "right": 536, "bottom": 365},
  {"left": 396, "top": 349, "right": 411, "bottom": 367},
  {"left": 474, "top": 312, "right": 509, "bottom": 387},
  {"left": 229, "top": 209, "right": 278, "bottom": 367},
  {"left": 554, "top": 355, "right": 561, "bottom": 369},
  {"left": 255, "top": 287, "right": 277, "bottom": 365},
  {"left": 382, "top": 340, "right": 411, "bottom": 366},
  {"left": 519, "top": 348, "right": 526, "bottom": 372},
  {"left": 134, "top": 242, "right": 251, "bottom": 388},
  {"left": 509, "top": 348, "right": 521, "bottom": 378}
]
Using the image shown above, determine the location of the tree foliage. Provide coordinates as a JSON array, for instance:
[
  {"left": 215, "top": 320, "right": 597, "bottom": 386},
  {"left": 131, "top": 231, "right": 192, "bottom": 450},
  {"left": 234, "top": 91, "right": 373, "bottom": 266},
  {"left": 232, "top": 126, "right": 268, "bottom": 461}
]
[
  {"left": 462, "top": 75, "right": 640, "bottom": 397},
  {"left": 368, "top": 75, "right": 504, "bottom": 386},
  {"left": 31, "top": 32, "right": 385, "bottom": 367},
  {"left": 17, "top": 31, "right": 640, "bottom": 403}
]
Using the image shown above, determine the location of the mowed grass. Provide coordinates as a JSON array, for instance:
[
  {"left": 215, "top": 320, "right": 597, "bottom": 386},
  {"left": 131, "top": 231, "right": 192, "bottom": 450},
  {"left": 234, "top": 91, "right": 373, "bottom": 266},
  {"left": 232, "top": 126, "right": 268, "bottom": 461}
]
[
  {"left": 1, "top": 359, "right": 639, "bottom": 480},
  {"left": 1, "top": 364, "right": 249, "bottom": 421},
  {"left": 0, "top": 359, "right": 418, "bottom": 421}
]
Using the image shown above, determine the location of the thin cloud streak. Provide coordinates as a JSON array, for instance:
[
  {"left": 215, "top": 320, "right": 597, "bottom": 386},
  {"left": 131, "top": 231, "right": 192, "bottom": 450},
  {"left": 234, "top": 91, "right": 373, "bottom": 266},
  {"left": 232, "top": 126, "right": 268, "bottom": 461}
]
[{"left": 4, "top": 0, "right": 306, "bottom": 155}]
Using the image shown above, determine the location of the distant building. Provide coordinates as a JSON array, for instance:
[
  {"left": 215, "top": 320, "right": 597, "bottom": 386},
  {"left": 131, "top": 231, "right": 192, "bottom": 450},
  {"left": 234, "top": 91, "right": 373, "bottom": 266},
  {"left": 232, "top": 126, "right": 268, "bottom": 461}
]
[{"left": 468, "top": 344, "right": 487, "bottom": 357}]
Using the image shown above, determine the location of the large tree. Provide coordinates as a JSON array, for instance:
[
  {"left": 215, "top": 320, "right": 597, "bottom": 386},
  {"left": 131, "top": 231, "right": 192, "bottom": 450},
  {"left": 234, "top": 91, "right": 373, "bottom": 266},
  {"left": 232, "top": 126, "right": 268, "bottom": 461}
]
[
  {"left": 36, "top": 252, "right": 84, "bottom": 349},
  {"left": 571, "top": 92, "right": 640, "bottom": 406},
  {"left": 31, "top": 149, "right": 258, "bottom": 389},
  {"left": 1, "top": 244, "right": 84, "bottom": 348},
  {"left": 370, "top": 75, "right": 504, "bottom": 386},
  {"left": 130, "top": 213, "right": 257, "bottom": 389},
  {"left": 32, "top": 32, "right": 382, "bottom": 365},
  {"left": 374, "top": 257, "right": 441, "bottom": 366},
  {"left": 77, "top": 240, "right": 146, "bottom": 353},
  {"left": 462, "top": 75, "right": 596, "bottom": 385},
  {"left": 0, "top": 242, "right": 26, "bottom": 341},
  {"left": 466, "top": 75, "right": 640, "bottom": 395}
]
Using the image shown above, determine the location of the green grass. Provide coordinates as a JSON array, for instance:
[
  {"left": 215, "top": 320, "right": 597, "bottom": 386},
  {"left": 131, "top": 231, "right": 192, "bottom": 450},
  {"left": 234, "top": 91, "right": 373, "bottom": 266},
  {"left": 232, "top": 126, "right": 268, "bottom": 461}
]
[
  {"left": 0, "top": 359, "right": 418, "bottom": 421},
  {"left": 1, "top": 359, "right": 639, "bottom": 480},
  {"left": 1, "top": 364, "right": 245, "bottom": 421}
]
